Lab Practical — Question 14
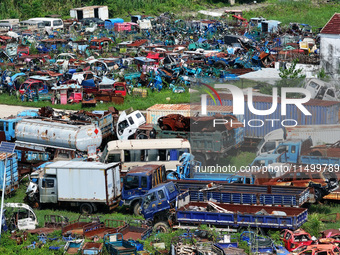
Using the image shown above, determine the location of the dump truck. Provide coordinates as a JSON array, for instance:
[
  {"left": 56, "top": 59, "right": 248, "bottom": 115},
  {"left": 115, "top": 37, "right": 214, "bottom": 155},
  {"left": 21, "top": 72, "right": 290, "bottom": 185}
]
[
  {"left": 25, "top": 161, "right": 121, "bottom": 214},
  {"left": 141, "top": 182, "right": 308, "bottom": 232},
  {"left": 135, "top": 114, "right": 244, "bottom": 165}
]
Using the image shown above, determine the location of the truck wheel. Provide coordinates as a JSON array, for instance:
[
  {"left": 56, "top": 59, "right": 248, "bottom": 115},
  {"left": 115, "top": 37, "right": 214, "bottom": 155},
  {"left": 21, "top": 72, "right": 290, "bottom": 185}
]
[
  {"left": 132, "top": 202, "right": 141, "bottom": 216},
  {"left": 194, "top": 154, "right": 207, "bottom": 166},
  {"left": 80, "top": 203, "right": 93, "bottom": 214},
  {"left": 153, "top": 221, "right": 169, "bottom": 233}
]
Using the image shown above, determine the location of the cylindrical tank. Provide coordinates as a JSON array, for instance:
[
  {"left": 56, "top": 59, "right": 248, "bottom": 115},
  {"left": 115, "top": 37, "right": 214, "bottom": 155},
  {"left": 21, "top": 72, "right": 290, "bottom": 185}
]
[{"left": 15, "top": 119, "right": 102, "bottom": 152}]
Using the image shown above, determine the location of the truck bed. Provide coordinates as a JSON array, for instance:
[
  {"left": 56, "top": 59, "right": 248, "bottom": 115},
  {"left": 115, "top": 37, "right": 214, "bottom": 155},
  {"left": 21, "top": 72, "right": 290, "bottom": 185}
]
[
  {"left": 175, "top": 180, "right": 310, "bottom": 207},
  {"left": 177, "top": 202, "right": 307, "bottom": 230}
]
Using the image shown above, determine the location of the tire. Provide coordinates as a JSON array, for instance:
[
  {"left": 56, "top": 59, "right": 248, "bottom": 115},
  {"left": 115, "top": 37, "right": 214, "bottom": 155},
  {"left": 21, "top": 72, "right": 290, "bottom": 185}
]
[
  {"left": 214, "top": 60, "right": 227, "bottom": 69},
  {"left": 194, "top": 154, "right": 207, "bottom": 167},
  {"left": 136, "top": 133, "right": 149, "bottom": 139},
  {"left": 153, "top": 221, "right": 169, "bottom": 233},
  {"left": 314, "top": 188, "right": 323, "bottom": 201},
  {"left": 80, "top": 203, "right": 93, "bottom": 214},
  {"left": 132, "top": 201, "right": 141, "bottom": 216}
]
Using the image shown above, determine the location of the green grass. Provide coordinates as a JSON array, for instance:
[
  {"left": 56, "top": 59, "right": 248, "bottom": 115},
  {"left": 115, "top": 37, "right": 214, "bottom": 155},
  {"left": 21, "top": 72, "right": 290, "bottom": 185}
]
[
  {"left": 217, "top": 151, "right": 256, "bottom": 169},
  {"left": 244, "top": 0, "right": 340, "bottom": 28},
  {"left": 0, "top": 89, "right": 192, "bottom": 112}
]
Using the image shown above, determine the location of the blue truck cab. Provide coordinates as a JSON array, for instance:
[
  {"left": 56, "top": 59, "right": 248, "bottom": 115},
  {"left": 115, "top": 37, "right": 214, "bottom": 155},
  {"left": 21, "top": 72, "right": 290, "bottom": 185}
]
[
  {"left": 251, "top": 138, "right": 313, "bottom": 167},
  {"left": 272, "top": 138, "right": 312, "bottom": 164},
  {"left": 141, "top": 182, "right": 179, "bottom": 224},
  {"left": 121, "top": 164, "right": 166, "bottom": 215},
  {"left": 0, "top": 118, "right": 21, "bottom": 141}
]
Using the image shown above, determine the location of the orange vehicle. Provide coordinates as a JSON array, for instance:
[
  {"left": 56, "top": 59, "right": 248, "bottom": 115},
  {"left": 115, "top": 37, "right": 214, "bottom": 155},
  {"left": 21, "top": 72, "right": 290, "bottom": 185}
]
[
  {"left": 298, "top": 244, "right": 340, "bottom": 255},
  {"left": 280, "top": 229, "right": 313, "bottom": 252},
  {"left": 309, "top": 141, "right": 340, "bottom": 157}
]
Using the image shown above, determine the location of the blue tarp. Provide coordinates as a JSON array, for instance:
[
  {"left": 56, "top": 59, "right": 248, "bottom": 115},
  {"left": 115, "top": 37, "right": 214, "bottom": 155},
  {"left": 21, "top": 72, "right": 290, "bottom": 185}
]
[{"left": 104, "top": 18, "right": 124, "bottom": 30}]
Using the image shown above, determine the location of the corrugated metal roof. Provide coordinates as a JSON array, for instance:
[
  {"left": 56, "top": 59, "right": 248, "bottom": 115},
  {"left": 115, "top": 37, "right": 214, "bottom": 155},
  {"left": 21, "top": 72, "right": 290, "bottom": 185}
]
[
  {"left": 320, "top": 13, "right": 340, "bottom": 35},
  {"left": 147, "top": 104, "right": 233, "bottom": 112},
  {"left": 218, "top": 93, "right": 340, "bottom": 107},
  {"left": 0, "top": 153, "right": 14, "bottom": 160},
  {"left": 71, "top": 6, "right": 107, "bottom": 11},
  {"left": 46, "top": 161, "right": 118, "bottom": 169}
]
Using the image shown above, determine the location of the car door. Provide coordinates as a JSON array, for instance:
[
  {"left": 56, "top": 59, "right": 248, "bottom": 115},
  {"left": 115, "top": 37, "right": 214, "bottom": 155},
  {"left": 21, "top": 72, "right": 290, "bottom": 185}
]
[{"left": 40, "top": 178, "right": 57, "bottom": 203}]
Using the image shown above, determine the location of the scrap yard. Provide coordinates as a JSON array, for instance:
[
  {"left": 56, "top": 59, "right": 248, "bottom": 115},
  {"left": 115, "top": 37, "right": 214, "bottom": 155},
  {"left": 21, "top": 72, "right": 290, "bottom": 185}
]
[{"left": 0, "top": 2, "right": 340, "bottom": 254}]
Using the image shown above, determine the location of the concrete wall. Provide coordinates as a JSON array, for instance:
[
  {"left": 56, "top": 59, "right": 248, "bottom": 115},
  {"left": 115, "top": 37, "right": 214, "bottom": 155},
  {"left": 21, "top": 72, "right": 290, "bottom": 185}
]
[{"left": 320, "top": 34, "right": 340, "bottom": 80}]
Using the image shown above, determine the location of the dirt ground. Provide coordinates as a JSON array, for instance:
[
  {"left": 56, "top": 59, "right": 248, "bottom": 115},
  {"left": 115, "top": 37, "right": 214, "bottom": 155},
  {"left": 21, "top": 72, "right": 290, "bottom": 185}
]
[{"left": 0, "top": 104, "right": 39, "bottom": 118}]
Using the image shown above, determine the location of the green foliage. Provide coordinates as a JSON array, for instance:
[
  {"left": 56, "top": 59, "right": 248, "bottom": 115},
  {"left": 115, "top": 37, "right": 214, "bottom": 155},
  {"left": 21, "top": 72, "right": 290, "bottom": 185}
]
[
  {"left": 268, "top": 230, "right": 283, "bottom": 245},
  {"left": 218, "top": 151, "right": 256, "bottom": 170},
  {"left": 279, "top": 59, "right": 304, "bottom": 80},
  {"left": 244, "top": 0, "right": 340, "bottom": 27},
  {"left": 302, "top": 213, "right": 324, "bottom": 238}
]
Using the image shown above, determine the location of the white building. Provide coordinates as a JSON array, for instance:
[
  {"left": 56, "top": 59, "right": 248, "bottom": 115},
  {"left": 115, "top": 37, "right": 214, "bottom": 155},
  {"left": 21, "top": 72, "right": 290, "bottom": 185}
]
[
  {"left": 319, "top": 13, "right": 340, "bottom": 80},
  {"left": 70, "top": 6, "right": 109, "bottom": 21}
]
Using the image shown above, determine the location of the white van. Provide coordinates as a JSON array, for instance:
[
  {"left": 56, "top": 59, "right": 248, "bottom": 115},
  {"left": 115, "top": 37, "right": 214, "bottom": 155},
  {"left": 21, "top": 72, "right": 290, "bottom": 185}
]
[
  {"left": 28, "top": 18, "right": 64, "bottom": 34},
  {"left": 100, "top": 138, "right": 191, "bottom": 173}
]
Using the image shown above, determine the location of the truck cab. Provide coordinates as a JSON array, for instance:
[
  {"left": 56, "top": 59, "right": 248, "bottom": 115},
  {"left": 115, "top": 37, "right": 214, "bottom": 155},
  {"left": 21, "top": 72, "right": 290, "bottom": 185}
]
[
  {"left": 256, "top": 128, "right": 285, "bottom": 156},
  {"left": 273, "top": 138, "right": 312, "bottom": 164},
  {"left": 19, "top": 78, "right": 48, "bottom": 95},
  {"left": 0, "top": 118, "right": 21, "bottom": 141},
  {"left": 117, "top": 110, "right": 146, "bottom": 140},
  {"left": 121, "top": 164, "right": 166, "bottom": 215},
  {"left": 141, "top": 182, "right": 179, "bottom": 223},
  {"left": 305, "top": 79, "right": 339, "bottom": 101},
  {"left": 4, "top": 203, "right": 38, "bottom": 230}
]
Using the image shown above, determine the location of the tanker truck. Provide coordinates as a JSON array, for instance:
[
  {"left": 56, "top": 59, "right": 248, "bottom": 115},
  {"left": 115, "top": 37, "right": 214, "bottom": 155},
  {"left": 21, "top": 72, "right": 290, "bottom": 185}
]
[{"left": 14, "top": 118, "right": 102, "bottom": 175}]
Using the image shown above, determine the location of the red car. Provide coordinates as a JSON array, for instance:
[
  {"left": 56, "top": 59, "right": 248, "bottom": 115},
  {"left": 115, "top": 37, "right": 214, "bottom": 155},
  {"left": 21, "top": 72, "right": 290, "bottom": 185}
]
[
  {"left": 19, "top": 79, "right": 48, "bottom": 95},
  {"left": 281, "top": 229, "right": 313, "bottom": 252},
  {"left": 113, "top": 82, "right": 127, "bottom": 97}
]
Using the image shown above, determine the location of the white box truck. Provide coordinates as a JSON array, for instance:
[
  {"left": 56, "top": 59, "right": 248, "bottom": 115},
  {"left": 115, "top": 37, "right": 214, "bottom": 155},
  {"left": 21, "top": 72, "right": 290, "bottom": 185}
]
[
  {"left": 256, "top": 125, "right": 340, "bottom": 156},
  {"left": 26, "top": 161, "right": 121, "bottom": 214}
]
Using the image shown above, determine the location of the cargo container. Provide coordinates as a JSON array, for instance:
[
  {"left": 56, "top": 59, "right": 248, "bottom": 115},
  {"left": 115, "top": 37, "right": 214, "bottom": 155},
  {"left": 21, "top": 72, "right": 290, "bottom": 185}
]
[
  {"left": 206, "top": 93, "right": 340, "bottom": 139},
  {"left": 0, "top": 153, "right": 18, "bottom": 195},
  {"left": 145, "top": 104, "right": 234, "bottom": 124},
  {"left": 26, "top": 161, "right": 121, "bottom": 213}
]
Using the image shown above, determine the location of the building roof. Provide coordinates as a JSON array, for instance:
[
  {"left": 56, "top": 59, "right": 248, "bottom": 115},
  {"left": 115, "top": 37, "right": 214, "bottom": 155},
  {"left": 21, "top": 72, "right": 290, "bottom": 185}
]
[{"left": 320, "top": 13, "right": 340, "bottom": 35}]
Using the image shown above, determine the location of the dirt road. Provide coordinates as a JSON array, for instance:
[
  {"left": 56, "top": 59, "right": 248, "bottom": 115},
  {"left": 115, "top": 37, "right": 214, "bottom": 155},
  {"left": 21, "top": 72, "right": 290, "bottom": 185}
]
[{"left": 0, "top": 104, "right": 39, "bottom": 118}]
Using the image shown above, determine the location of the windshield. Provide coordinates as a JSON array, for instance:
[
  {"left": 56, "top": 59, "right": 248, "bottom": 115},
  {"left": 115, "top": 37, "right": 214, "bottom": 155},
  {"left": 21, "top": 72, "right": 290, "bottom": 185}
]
[
  {"left": 257, "top": 138, "right": 265, "bottom": 152},
  {"left": 99, "top": 146, "right": 108, "bottom": 163},
  {"left": 115, "top": 85, "right": 125, "bottom": 91},
  {"left": 99, "top": 85, "right": 112, "bottom": 90},
  {"left": 143, "top": 192, "right": 156, "bottom": 209},
  {"left": 294, "top": 234, "right": 311, "bottom": 242},
  {"left": 124, "top": 175, "right": 139, "bottom": 190}
]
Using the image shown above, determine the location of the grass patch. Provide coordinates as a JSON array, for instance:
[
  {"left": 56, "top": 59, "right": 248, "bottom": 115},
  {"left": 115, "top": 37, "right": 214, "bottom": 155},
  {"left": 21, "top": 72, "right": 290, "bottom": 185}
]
[
  {"left": 0, "top": 89, "right": 192, "bottom": 112},
  {"left": 217, "top": 150, "right": 256, "bottom": 169},
  {"left": 244, "top": 0, "right": 340, "bottom": 28}
]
